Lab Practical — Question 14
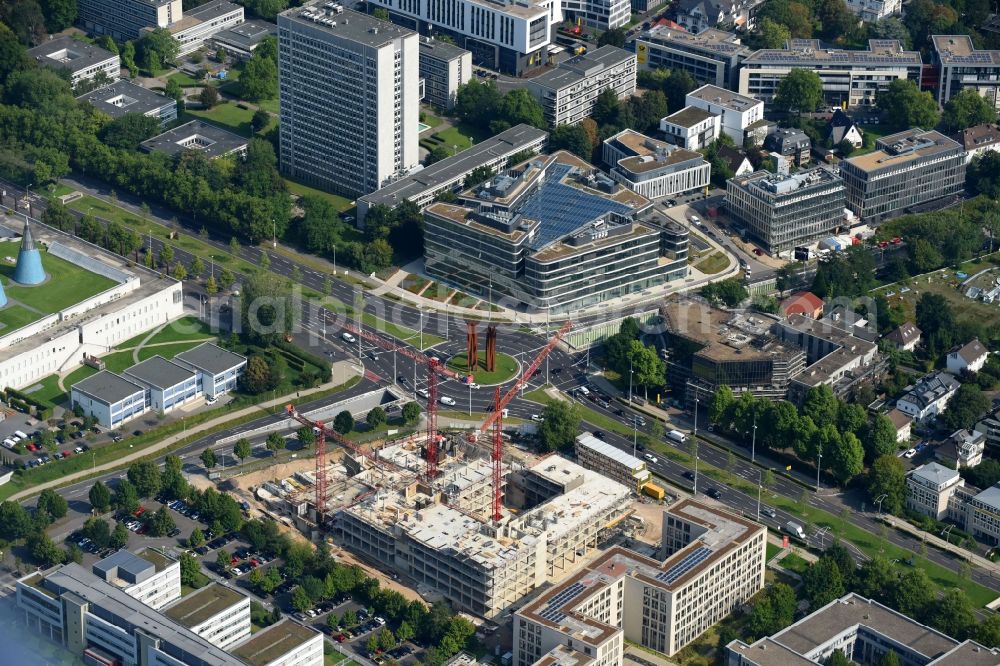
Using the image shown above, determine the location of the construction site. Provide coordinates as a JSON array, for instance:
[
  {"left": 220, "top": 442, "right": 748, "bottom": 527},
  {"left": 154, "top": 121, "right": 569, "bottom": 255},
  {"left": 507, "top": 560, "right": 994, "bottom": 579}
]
[{"left": 246, "top": 320, "right": 651, "bottom": 620}]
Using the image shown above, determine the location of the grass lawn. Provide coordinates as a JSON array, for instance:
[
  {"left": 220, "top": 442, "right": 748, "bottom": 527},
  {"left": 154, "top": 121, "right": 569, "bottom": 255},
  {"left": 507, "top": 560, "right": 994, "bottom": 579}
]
[
  {"left": 420, "top": 108, "right": 444, "bottom": 128},
  {"left": 23, "top": 374, "right": 68, "bottom": 406},
  {"left": 100, "top": 351, "right": 136, "bottom": 374},
  {"left": 432, "top": 126, "right": 476, "bottom": 152},
  {"left": 446, "top": 351, "right": 519, "bottom": 384},
  {"left": 781, "top": 553, "right": 810, "bottom": 575},
  {"left": 256, "top": 98, "right": 279, "bottom": 114},
  {"left": 138, "top": 341, "right": 207, "bottom": 362},
  {"left": 185, "top": 103, "right": 256, "bottom": 137},
  {"left": 360, "top": 311, "right": 445, "bottom": 349},
  {"left": 0, "top": 250, "right": 118, "bottom": 314},
  {"left": 284, "top": 178, "right": 355, "bottom": 212},
  {"left": 0, "top": 304, "right": 43, "bottom": 332},
  {"left": 144, "top": 316, "right": 215, "bottom": 346},
  {"left": 65, "top": 194, "right": 142, "bottom": 226},
  {"left": 46, "top": 183, "right": 75, "bottom": 198},
  {"left": 324, "top": 653, "right": 362, "bottom": 666},
  {"left": 64, "top": 365, "right": 98, "bottom": 388},
  {"left": 167, "top": 72, "right": 205, "bottom": 88},
  {"left": 694, "top": 252, "right": 730, "bottom": 274},
  {"left": 766, "top": 542, "right": 781, "bottom": 562}
]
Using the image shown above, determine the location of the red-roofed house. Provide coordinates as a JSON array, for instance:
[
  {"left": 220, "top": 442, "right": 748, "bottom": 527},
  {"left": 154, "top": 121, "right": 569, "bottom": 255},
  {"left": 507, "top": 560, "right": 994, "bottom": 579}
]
[{"left": 780, "top": 292, "right": 824, "bottom": 319}]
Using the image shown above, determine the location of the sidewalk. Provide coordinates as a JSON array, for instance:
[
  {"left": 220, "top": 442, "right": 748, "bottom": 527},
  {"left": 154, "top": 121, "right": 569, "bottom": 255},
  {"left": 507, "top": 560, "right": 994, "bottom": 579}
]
[
  {"left": 8, "top": 361, "right": 362, "bottom": 502},
  {"left": 879, "top": 513, "right": 1000, "bottom": 576}
]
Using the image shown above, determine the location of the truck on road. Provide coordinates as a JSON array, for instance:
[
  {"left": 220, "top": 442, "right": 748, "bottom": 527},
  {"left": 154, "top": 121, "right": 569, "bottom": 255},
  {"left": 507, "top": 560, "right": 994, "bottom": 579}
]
[{"left": 783, "top": 521, "right": 806, "bottom": 539}]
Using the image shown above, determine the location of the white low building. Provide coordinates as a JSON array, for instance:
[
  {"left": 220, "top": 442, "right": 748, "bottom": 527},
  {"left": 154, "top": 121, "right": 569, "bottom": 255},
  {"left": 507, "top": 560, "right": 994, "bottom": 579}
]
[
  {"left": 660, "top": 106, "right": 720, "bottom": 150},
  {"left": 895, "top": 372, "right": 960, "bottom": 421},
  {"left": 173, "top": 343, "right": 247, "bottom": 399},
  {"left": 163, "top": 583, "right": 251, "bottom": 650},
  {"left": 603, "top": 129, "right": 711, "bottom": 200},
  {"left": 684, "top": 85, "right": 763, "bottom": 146},
  {"left": 906, "top": 462, "right": 964, "bottom": 520},
  {"left": 843, "top": 0, "right": 900, "bottom": 22},
  {"left": 28, "top": 37, "right": 120, "bottom": 86},
  {"left": 92, "top": 549, "right": 181, "bottom": 611},
  {"left": 125, "top": 355, "right": 201, "bottom": 413},
  {"left": 946, "top": 339, "right": 989, "bottom": 374},
  {"left": 166, "top": 1, "right": 245, "bottom": 55},
  {"left": 70, "top": 371, "right": 149, "bottom": 429}
]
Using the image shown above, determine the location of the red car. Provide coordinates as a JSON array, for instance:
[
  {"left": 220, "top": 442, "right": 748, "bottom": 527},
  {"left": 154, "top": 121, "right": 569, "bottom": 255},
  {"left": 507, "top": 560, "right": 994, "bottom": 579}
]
[
  {"left": 62, "top": 450, "right": 71, "bottom": 458},
  {"left": 133, "top": 506, "right": 146, "bottom": 518},
  {"left": 336, "top": 635, "right": 347, "bottom": 643},
  {"left": 753, "top": 248, "right": 763, "bottom": 256},
  {"left": 26, "top": 442, "right": 38, "bottom": 452}
]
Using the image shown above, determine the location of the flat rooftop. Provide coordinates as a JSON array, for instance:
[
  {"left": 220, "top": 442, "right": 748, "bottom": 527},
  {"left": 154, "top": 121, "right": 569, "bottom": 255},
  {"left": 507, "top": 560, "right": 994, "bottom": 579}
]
[
  {"left": 531, "top": 45, "right": 633, "bottom": 92},
  {"left": 186, "top": 0, "right": 243, "bottom": 22},
  {"left": 359, "top": 124, "right": 547, "bottom": 209},
  {"left": 125, "top": 355, "right": 196, "bottom": 390},
  {"left": 729, "top": 169, "right": 843, "bottom": 200},
  {"left": 163, "top": 583, "right": 246, "bottom": 628},
  {"left": 77, "top": 81, "right": 175, "bottom": 119},
  {"left": 28, "top": 36, "right": 117, "bottom": 73},
  {"left": 933, "top": 35, "right": 1000, "bottom": 65},
  {"left": 617, "top": 147, "right": 706, "bottom": 175},
  {"left": 230, "top": 620, "right": 318, "bottom": 666},
  {"left": 606, "top": 129, "right": 671, "bottom": 158},
  {"left": 137, "top": 547, "right": 174, "bottom": 572},
  {"left": 744, "top": 38, "right": 921, "bottom": 66},
  {"left": 686, "top": 84, "right": 760, "bottom": 111},
  {"left": 846, "top": 128, "right": 963, "bottom": 174},
  {"left": 931, "top": 641, "right": 1000, "bottom": 666},
  {"left": 663, "top": 106, "right": 715, "bottom": 129},
  {"left": 281, "top": 2, "right": 420, "bottom": 46},
  {"left": 662, "top": 298, "right": 801, "bottom": 363},
  {"left": 174, "top": 342, "right": 246, "bottom": 375},
  {"left": 641, "top": 26, "right": 749, "bottom": 56},
  {"left": 72, "top": 371, "right": 145, "bottom": 405},
  {"left": 140, "top": 120, "right": 248, "bottom": 159},
  {"left": 211, "top": 19, "right": 276, "bottom": 49},
  {"left": 419, "top": 37, "right": 470, "bottom": 61}
]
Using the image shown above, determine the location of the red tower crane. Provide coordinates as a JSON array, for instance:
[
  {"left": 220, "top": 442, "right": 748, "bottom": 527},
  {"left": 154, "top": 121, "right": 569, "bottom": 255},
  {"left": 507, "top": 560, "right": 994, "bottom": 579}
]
[
  {"left": 339, "top": 323, "right": 470, "bottom": 479},
  {"left": 476, "top": 320, "right": 572, "bottom": 522}
]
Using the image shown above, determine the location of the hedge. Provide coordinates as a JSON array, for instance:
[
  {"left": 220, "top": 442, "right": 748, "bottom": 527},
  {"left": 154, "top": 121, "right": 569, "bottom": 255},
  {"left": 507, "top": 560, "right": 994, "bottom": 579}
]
[
  {"left": 273, "top": 340, "right": 332, "bottom": 382},
  {"left": 2, "top": 387, "right": 54, "bottom": 420}
]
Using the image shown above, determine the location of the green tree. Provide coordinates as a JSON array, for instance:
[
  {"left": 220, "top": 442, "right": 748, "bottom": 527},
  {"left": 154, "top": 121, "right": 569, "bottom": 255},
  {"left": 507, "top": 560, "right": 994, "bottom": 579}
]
[
  {"left": 241, "top": 43, "right": 278, "bottom": 101},
  {"left": 758, "top": 0, "right": 814, "bottom": 38},
  {"left": 940, "top": 88, "right": 996, "bottom": 133},
  {"left": 593, "top": 87, "right": 621, "bottom": 127},
  {"left": 757, "top": 18, "right": 791, "bottom": 49},
  {"left": 864, "top": 414, "right": 898, "bottom": 462},
  {"left": 296, "top": 425, "right": 316, "bottom": 447},
  {"left": 968, "top": 152, "right": 1000, "bottom": 198},
  {"left": 82, "top": 517, "right": 111, "bottom": 549},
  {"left": 426, "top": 145, "right": 452, "bottom": 165},
  {"left": 266, "top": 431, "right": 285, "bottom": 455},
  {"left": 802, "top": 557, "right": 845, "bottom": 608},
  {"left": 924, "top": 588, "right": 975, "bottom": 638},
  {"left": 149, "top": 506, "right": 176, "bottom": 537},
  {"left": 292, "top": 586, "right": 313, "bottom": 613},
  {"left": 179, "top": 552, "right": 201, "bottom": 586},
  {"left": 367, "top": 406, "right": 387, "bottom": 429},
  {"left": 708, "top": 385, "right": 735, "bottom": 427},
  {"left": 597, "top": 27, "right": 626, "bottom": 47},
  {"left": 464, "top": 165, "right": 493, "bottom": 188},
  {"left": 550, "top": 123, "right": 593, "bottom": 159},
  {"left": 868, "top": 454, "right": 907, "bottom": 514},
  {"left": 37, "top": 488, "right": 68, "bottom": 521},
  {"left": 816, "top": 0, "right": 856, "bottom": 41},
  {"left": 199, "top": 85, "right": 219, "bottom": 108},
  {"left": 773, "top": 69, "right": 823, "bottom": 117},
  {"left": 217, "top": 548, "right": 232, "bottom": 572},
  {"left": 240, "top": 270, "right": 295, "bottom": 344},
  {"left": 402, "top": 401, "right": 421, "bottom": 424},
  {"left": 99, "top": 113, "right": 161, "bottom": 149},
  {"left": 172, "top": 263, "right": 188, "bottom": 280},
  {"left": 29, "top": 532, "right": 64, "bottom": 567},
  {"left": 538, "top": 400, "right": 581, "bottom": 452},
  {"left": 341, "top": 608, "right": 358, "bottom": 627},
  {"left": 333, "top": 410, "right": 354, "bottom": 434},
  {"left": 827, "top": 649, "right": 851, "bottom": 666},
  {"left": 239, "top": 355, "right": 273, "bottom": 395},
  {"left": 941, "top": 382, "right": 990, "bottom": 431},
  {"left": 200, "top": 448, "right": 217, "bottom": 469},
  {"left": 877, "top": 79, "right": 940, "bottom": 131},
  {"left": 916, "top": 292, "right": 954, "bottom": 356},
  {"left": 828, "top": 431, "right": 864, "bottom": 485},
  {"left": 498, "top": 88, "right": 545, "bottom": 129},
  {"left": 128, "top": 460, "right": 162, "bottom": 498},
  {"left": 136, "top": 28, "right": 179, "bottom": 69},
  {"left": 880, "top": 652, "right": 900, "bottom": 666},
  {"left": 121, "top": 40, "right": 138, "bottom": 76},
  {"left": 113, "top": 479, "right": 140, "bottom": 513},
  {"left": 189, "top": 527, "right": 206, "bottom": 548},
  {"left": 700, "top": 277, "right": 748, "bottom": 306},
  {"left": 89, "top": 480, "right": 112, "bottom": 513},
  {"left": 111, "top": 521, "right": 129, "bottom": 549},
  {"left": 373, "top": 7, "right": 389, "bottom": 19},
  {"left": 234, "top": 438, "right": 252, "bottom": 468},
  {"left": 976, "top": 613, "right": 1000, "bottom": 648},
  {"left": 165, "top": 77, "right": 183, "bottom": 103}
]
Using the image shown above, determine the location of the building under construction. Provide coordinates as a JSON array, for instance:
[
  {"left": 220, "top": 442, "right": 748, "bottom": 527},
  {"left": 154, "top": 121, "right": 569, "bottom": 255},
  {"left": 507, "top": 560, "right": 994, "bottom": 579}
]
[{"left": 322, "top": 442, "right": 633, "bottom": 619}]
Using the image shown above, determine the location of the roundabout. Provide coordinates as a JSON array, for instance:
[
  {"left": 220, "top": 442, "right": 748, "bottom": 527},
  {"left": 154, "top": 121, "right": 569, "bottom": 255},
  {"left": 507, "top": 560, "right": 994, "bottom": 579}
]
[{"left": 446, "top": 351, "right": 520, "bottom": 385}]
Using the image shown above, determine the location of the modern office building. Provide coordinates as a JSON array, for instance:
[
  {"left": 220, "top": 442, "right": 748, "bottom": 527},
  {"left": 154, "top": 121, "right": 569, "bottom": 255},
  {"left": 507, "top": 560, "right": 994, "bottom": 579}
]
[
  {"left": 419, "top": 37, "right": 472, "bottom": 110},
  {"left": 739, "top": 39, "right": 922, "bottom": 109},
  {"left": 163, "top": 583, "right": 252, "bottom": 650},
  {"left": 725, "top": 169, "right": 845, "bottom": 256},
  {"left": 727, "top": 593, "right": 996, "bottom": 666},
  {"left": 278, "top": 3, "right": 419, "bottom": 198},
  {"left": 77, "top": 0, "right": 181, "bottom": 41},
  {"left": 563, "top": 0, "right": 631, "bottom": 30},
  {"left": 603, "top": 129, "right": 711, "bottom": 199},
  {"left": 209, "top": 19, "right": 276, "bottom": 60},
  {"left": 660, "top": 106, "right": 721, "bottom": 150},
  {"left": 366, "top": 0, "right": 551, "bottom": 75},
  {"left": 661, "top": 299, "right": 807, "bottom": 404},
  {"left": 843, "top": 0, "right": 900, "bottom": 22},
  {"left": 684, "top": 85, "right": 763, "bottom": 146},
  {"left": 528, "top": 46, "right": 636, "bottom": 126},
  {"left": 70, "top": 371, "right": 149, "bottom": 429},
  {"left": 514, "top": 500, "right": 766, "bottom": 665},
  {"left": 948, "top": 482, "right": 1000, "bottom": 545},
  {"left": 574, "top": 431, "right": 652, "bottom": 493},
  {"left": 633, "top": 26, "right": 750, "bottom": 90},
  {"left": 840, "top": 128, "right": 965, "bottom": 221},
  {"left": 16, "top": 562, "right": 323, "bottom": 666},
  {"left": 125, "top": 355, "right": 201, "bottom": 414},
  {"left": 78, "top": 80, "right": 178, "bottom": 127},
  {"left": 932, "top": 35, "right": 1000, "bottom": 109},
  {"left": 895, "top": 371, "right": 960, "bottom": 422},
  {"left": 28, "top": 37, "right": 120, "bottom": 86},
  {"left": 423, "top": 151, "right": 689, "bottom": 312},
  {"left": 141, "top": 120, "right": 249, "bottom": 160},
  {"left": 92, "top": 549, "right": 181, "bottom": 611},
  {"left": 169, "top": 1, "right": 246, "bottom": 55},
  {"left": 174, "top": 342, "right": 248, "bottom": 399},
  {"left": 356, "top": 124, "right": 547, "bottom": 226}
]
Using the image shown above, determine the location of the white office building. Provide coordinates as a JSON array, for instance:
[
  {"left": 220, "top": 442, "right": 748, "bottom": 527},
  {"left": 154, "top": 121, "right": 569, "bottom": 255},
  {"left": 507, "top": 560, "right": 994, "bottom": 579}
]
[
  {"left": 906, "top": 462, "right": 965, "bottom": 520},
  {"left": 561, "top": 0, "right": 631, "bottom": 30},
  {"left": 92, "top": 549, "right": 181, "bottom": 612},
  {"left": 168, "top": 1, "right": 246, "bottom": 56},
  {"left": 843, "top": 0, "right": 900, "bottom": 22},
  {"left": 70, "top": 371, "right": 149, "bottom": 429},
  {"left": 933, "top": 35, "right": 1000, "bottom": 109},
  {"left": 603, "top": 129, "right": 711, "bottom": 199},
  {"left": 77, "top": 0, "right": 182, "bottom": 41},
  {"left": 684, "top": 85, "right": 763, "bottom": 146},
  {"left": 174, "top": 343, "right": 248, "bottom": 399},
  {"left": 419, "top": 37, "right": 472, "bottom": 110},
  {"left": 278, "top": 2, "right": 420, "bottom": 197},
  {"left": 528, "top": 46, "right": 636, "bottom": 126},
  {"left": 633, "top": 26, "right": 750, "bottom": 90},
  {"left": 28, "top": 37, "right": 120, "bottom": 86},
  {"left": 660, "top": 106, "right": 721, "bottom": 150},
  {"left": 125, "top": 355, "right": 201, "bottom": 413},
  {"left": 163, "top": 584, "right": 251, "bottom": 650}
]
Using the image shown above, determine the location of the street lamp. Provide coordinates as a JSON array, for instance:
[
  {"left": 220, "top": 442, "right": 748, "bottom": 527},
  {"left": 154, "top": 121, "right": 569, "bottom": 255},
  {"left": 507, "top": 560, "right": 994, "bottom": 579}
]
[
  {"left": 628, "top": 357, "right": 634, "bottom": 406},
  {"left": 816, "top": 447, "right": 823, "bottom": 492},
  {"left": 751, "top": 411, "right": 758, "bottom": 464},
  {"left": 693, "top": 394, "right": 699, "bottom": 495},
  {"left": 874, "top": 493, "right": 888, "bottom": 514},
  {"left": 272, "top": 218, "right": 276, "bottom": 248},
  {"left": 756, "top": 468, "right": 763, "bottom": 522},
  {"left": 333, "top": 247, "right": 337, "bottom": 275}
]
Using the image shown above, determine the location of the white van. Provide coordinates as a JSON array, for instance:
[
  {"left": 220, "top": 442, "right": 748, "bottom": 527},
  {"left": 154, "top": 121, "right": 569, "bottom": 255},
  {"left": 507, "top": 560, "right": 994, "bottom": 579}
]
[
  {"left": 576, "top": 386, "right": 591, "bottom": 398},
  {"left": 667, "top": 429, "right": 687, "bottom": 444},
  {"left": 2, "top": 439, "right": 14, "bottom": 450}
]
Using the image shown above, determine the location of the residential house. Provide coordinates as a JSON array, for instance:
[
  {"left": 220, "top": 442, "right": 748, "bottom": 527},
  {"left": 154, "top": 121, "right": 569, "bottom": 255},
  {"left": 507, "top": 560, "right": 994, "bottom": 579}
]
[
  {"left": 764, "top": 128, "right": 810, "bottom": 166},
  {"left": 937, "top": 429, "right": 985, "bottom": 469},
  {"left": 895, "top": 372, "right": 960, "bottom": 421},
  {"left": 887, "top": 408, "right": 912, "bottom": 443},
  {"left": 946, "top": 339, "right": 989, "bottom": 374},
  {"left": 906, "top": 462, "right": 965, "bottom": 520},
  {"left": 953, "top": 124, "right": 1000, "bottom": 164},
  {"left": 827, "top": 109, "right": 863, "bottom": 148},
  {"left": 885, "top": 322, "right": 921, "bottom": 352},
  {"left": 718, "top": 145, "right": 753, "bottom": 177},
  {"left": 779, "top": 291, "right": 824, "bottom": 319},
  {"left": 660, "top": 106, "right": 720, "bottom": 150}
]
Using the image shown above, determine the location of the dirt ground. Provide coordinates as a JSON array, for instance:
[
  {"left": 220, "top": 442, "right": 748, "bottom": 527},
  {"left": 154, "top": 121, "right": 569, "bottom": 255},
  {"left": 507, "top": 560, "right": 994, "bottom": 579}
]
[{"left": 630, "top": 500, "right": 666, "bottom": 546}]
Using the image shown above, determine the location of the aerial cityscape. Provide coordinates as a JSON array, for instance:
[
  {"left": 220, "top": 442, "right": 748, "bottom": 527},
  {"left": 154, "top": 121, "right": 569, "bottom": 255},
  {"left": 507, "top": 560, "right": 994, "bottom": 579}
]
[{"left": 2, "top": 0, "right": 1000, "bottom": 665}]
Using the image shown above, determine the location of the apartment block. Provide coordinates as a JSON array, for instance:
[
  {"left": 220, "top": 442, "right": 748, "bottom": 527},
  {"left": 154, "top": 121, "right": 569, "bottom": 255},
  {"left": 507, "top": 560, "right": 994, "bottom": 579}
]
[
  {"left": 28, "top": 37, "right": 120, "bottom": 86},
  {"left": 163, "top": 583, "right": 252, "bottom": 650},
  {"left": 356, "top": 124, "right": 547, "bottom": 226},
  {"left": 528, "top": 46, "right": 636, "bottom": 126},
  {"left": 840, "top": 129, "right": 965, "bottom": 222},
  {"left": 419, "top": 37, "right": 472, "bottom": 110},
  {"left": 932, "top": 35, "right": 1000, "bottom": 109},
  {"left": 727, "top": 593, "right": 996, "bottom": 666},
  {"left": 16, "top": 563, "right": 322, "bottom": 666},
  {"left": 906, "top": 462, "right": 965, "bottom": 520},
  {"left": 514, "top": 501, "right": 767, "bottom": 665},
  {"left": 726, "top": 169, "right": 846, "bottom": 256},
  {"left": 92, "top": 549, "right": 181, "bottom": 611},
  {"left": 574, "top": 431, "right": 651, "bottom": 492},
  {"left": 739, "top": 39, "right": 922, "bottom": 109},
  {"left": 660, "top": 106, "right": 720, "bottom": 150},
  {"left": 77, "top": 0, "right": 182, "bottom": 41},
  {"left": 685, "top": 85, "right": 763, "bottom": 146},
  {"left": 367, "top": 0, "right": 551, "bottom": 75},
  {"left": 949, "top": 483, "right": 1000, "bottom": 545},
  {"left": 278, "top": 2, "right": 420, "bottom": 198},
  {"left": 603, "top": 129, "right": 711, "bottom": 199},
  {"left": 423, "top": 151, "right": 687, "bottom": 313},
  {"left": 634, "top": 26, "right": 750, "bottom": 90}
]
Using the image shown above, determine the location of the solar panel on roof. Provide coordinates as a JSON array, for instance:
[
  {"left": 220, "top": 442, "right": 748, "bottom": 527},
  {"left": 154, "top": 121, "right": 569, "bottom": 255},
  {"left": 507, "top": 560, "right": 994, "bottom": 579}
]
[
  {"left": 655, "top": 546, "right": 713, "bottom": 584},
  {"left": 537, "top": 581, "right": 588, "bottom": 623}
]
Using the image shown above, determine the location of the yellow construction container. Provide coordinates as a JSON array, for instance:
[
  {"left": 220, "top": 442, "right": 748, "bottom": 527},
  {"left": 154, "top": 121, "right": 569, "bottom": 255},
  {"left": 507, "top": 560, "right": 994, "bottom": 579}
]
[{"left": 641, "top": 482, "right": 665, "bottom": 500}]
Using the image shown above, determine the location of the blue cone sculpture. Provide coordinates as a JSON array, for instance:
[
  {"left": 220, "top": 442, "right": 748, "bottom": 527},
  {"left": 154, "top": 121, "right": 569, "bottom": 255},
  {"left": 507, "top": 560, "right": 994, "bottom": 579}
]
[
  {"left": 12, "top": 220, "right": 45, "bottom": 285},
  {"left": 0, "top": 279, "right": 7, "bottom": 307}
]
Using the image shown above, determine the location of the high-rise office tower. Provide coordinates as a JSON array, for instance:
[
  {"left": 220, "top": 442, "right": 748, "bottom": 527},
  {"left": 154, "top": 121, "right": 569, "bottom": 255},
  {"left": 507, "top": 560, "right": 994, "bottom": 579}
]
[{"left": 278, "top": 1, "right": 419, "bottom": 197}]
